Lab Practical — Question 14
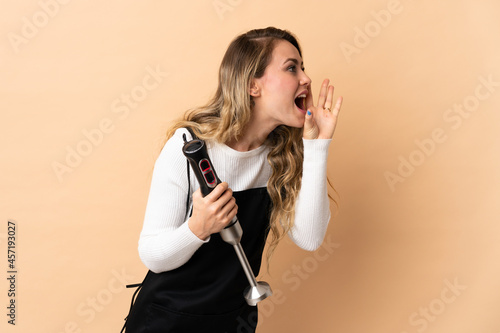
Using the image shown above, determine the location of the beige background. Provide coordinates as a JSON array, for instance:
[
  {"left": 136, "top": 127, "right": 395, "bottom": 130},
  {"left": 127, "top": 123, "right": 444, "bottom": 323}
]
[{"left": 1, "top": 0, "right": 499, "bottom": 332}]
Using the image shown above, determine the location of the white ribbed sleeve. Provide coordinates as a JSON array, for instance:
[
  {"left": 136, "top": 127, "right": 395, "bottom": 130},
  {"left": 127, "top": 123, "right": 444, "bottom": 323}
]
[
  {"left": 138, "top": 129, "right": 207, "bottom": 273},
  {"left": 289, "top": 139, "right": 332, "bottom": 251},
  {"left": 138, "top": 129, "right": 332, "bottom": 273}
]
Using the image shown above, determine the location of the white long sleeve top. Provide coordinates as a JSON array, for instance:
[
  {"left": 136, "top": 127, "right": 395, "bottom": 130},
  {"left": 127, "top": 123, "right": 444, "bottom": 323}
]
[{"left": 138, "top": 128, "right": 331, "bottom": 273}]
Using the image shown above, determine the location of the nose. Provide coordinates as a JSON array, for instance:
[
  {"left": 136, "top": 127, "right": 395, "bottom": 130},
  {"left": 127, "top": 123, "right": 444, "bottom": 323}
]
[{"left": 300, "top": 71, "right": 311, "bottom": 87}]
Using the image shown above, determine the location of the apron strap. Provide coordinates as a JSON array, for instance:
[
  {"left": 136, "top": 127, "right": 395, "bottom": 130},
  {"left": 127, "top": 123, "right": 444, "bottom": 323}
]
[{"left": 183, "top": 127, "right": 197, "bottom": 217}]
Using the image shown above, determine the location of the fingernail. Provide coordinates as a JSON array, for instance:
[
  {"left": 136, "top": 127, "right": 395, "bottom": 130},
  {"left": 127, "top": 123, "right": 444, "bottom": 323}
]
[{"left": 307, "top": 110, "right": 311, "bottom": 116}]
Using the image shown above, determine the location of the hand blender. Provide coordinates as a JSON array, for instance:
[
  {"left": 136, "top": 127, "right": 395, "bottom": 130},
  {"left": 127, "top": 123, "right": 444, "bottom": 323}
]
[{"left": 182, "top": 136, "right": 272, "bottom": 306}]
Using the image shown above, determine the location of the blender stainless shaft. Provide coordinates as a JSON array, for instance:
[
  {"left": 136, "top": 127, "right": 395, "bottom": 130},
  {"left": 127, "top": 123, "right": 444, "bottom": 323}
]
[{"left": 220, "top": 219, "right": 272, "bottom": 306}]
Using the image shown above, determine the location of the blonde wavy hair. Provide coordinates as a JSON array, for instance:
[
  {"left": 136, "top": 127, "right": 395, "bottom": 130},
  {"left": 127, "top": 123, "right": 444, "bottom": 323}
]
[{"left": 166, "top": 27, "right": 310, "bottom": 265}]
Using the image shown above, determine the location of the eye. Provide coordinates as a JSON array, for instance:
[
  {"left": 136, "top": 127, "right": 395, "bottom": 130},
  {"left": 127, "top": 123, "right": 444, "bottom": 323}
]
[{"left": 287, "top": 65, "right": 297, "bottom": 72}]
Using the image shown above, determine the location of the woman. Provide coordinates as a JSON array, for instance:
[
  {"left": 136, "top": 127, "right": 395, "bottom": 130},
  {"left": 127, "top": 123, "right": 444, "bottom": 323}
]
[{"left": 124, "top": 27, "right": 342, "bottom": 332}]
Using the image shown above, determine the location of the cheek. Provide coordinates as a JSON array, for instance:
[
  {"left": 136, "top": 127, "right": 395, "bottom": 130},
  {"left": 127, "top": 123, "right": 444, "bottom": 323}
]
[
  {"left": 264, "top": 71, "right": 292, "bottom": 94},
  {"left": 265, "top": 75, "right": 284, "bottom": 94},
  {"left": 272, "top": 82, "right": 296, "bottom": 107}
]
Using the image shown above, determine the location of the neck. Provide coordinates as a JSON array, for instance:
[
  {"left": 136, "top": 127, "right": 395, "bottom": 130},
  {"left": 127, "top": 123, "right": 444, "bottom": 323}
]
[{"left": 226, "top": 113, "right": 277, "bottom": 152}]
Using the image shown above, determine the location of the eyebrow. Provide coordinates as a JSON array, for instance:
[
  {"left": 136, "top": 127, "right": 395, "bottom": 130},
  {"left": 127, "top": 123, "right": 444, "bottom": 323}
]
[{"left": 283, "top": 58, "right": 304, "bottom": 66}]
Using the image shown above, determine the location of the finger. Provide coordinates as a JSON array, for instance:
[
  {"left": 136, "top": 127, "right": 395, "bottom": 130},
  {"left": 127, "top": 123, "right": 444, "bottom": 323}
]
[
  {"left": 192, "top": 188, "right": 203, "bottom": 200},
  {"left": 305, "top": 84, "right": 314, "bottom": 109},
  {"left": 332, "top": 96, "right": 343, "bottom": 116},
  {"left": 205, "top": 182, "right": 228, "bottom": 201},
  {"left": 226, "top": 204, "right": 238, "bottom": 222},
  {"left": 303, "top": 108, "right": 319, "bottom": 140},
  {"left": 324, "top": 85, "right": 334, "bottom": 110},
  {"left": 317, "top": 79, "right": 330, "bottom": 108},
  {"left": 217, "top": 187, "right": 235, "bottom": 208},
  {"left": 220, "top": 197, "right": 237, "bottom": 220},
  {"left": 216, "top": 203, "right": 238, "bottom": 231},
  {"left": 303, "top": 108, "right": 314, "bottom": 132}
]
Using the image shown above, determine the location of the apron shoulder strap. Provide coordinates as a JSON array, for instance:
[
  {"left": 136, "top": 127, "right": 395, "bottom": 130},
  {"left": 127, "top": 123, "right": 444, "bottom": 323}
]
[{"left": 183, "top": 127, "right": 198, "bottom": 217}]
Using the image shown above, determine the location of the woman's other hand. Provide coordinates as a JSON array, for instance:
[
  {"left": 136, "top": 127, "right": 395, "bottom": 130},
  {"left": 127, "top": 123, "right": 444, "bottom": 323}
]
[{"left": 303, "top": 79, "right": 343, "bottom": 140}]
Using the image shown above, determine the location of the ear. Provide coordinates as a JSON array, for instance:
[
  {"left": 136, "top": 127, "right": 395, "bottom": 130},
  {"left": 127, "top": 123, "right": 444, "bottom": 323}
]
[{"left": 249, "top": 78, "right": 261, "bottom": 97}]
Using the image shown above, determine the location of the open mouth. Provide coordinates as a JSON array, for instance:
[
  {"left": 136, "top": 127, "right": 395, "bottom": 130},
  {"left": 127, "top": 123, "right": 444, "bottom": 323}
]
[{"left": 294, "top": 94, "right": 306, "bottom": 113}]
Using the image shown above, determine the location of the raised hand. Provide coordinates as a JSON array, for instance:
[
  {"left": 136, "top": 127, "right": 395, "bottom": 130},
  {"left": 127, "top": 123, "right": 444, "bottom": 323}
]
[{"left": 303, "top": 79, "right": 343, "bottom": 140}]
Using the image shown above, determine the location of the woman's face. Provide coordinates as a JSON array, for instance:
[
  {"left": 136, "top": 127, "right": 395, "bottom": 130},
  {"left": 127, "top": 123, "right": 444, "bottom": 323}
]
[{"left": 251, "top": 40, "right": 312, "bottom": 129}]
